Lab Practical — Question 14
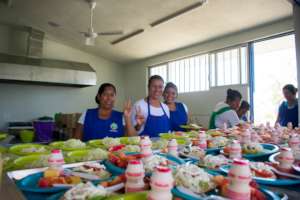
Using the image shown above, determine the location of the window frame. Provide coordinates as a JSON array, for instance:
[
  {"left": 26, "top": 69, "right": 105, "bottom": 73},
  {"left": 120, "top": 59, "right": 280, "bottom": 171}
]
[{"left": 148, "top": 44, "right": 249, "bottom": 94}]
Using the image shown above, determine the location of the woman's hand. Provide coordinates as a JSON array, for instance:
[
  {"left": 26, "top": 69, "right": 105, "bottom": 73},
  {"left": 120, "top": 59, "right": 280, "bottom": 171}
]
[
  {"left": 135, "top": 106, "right": 145, "bottom": 128},
  {"left": 123, "top": 99, "right": 132, "bottom": 118}
]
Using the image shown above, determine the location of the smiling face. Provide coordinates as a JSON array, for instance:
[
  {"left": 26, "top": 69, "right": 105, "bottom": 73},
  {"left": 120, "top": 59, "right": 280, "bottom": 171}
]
[
  {"left": 163, "top": 87, "right": 177, "bottom": 104},
  {"left": 148, "top": 79, "right": 164, "bottom": 100},
  {"left": 97, "top": 86, "right": 116, "bottom": 110},
  {"left": 283, "top": 88, "right": 296, "bottom": 102}
]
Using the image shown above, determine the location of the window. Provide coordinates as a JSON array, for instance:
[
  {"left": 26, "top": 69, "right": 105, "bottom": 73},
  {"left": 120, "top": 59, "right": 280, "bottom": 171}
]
[
  {"left": 149, "top": 54, "right": 210, "bottom": 93},
  {"left": 149, "top": 45, "right": 248, "bottom": 93},
  {"left": 210, "top": 46, "right": 248, "bottom": 86},
  {"left": 149, "top": 64, "right": 167, "bottom": 83}
]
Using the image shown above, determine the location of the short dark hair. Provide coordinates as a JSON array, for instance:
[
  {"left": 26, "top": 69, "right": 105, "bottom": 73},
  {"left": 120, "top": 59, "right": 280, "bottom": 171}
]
[
  {"left": 240, "top": 100, "right": 250, "bottom": 110},
  {"left": 148, "top": 75, "right": 164, "bottom": 89},
  {"left": 163, "top": 82, "right": 178, "bottom": 96},
  {"left": 226, "top": 89, "right": 242, "bottom": 102},
  {"left": 95, "top": 83, "right": 116, "bottom": 104},
  {"left": 283, "top": 84, "right": 298, "bottom": 95}
]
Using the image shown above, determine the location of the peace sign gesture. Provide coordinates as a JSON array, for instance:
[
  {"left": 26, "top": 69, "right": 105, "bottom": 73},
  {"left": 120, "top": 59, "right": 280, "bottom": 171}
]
[{"left": 123, "top": 99, "right": 132, "bottom": 118}]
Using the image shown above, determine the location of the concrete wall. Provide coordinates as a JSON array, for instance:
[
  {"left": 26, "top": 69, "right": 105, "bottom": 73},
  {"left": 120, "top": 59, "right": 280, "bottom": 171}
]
[
  {"left": 0, "top": 25, "right": 125, "bottom": 130},
  {"left": 295, "top": 2, "right": 300, "bottom": 122},
  {"left": 124, "top": 18, "right": 294, "bottom": 128}
]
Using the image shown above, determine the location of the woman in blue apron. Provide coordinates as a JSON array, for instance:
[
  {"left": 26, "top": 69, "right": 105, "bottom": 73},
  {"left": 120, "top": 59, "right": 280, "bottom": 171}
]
[
  {"left": 163, "top": 82, "right": 188, "bottom": 131},
  {"left": 209, "top": 89, "right": 242, "bottom": 129},
  {"left": 75, "top": 83, "right": 135, "bottom": 141},
  {"left": 132, "top": 75, "right": 170, "bottom": 137},
  {"left": 276, "top": 84, "right": 298, "bottom": 128}
]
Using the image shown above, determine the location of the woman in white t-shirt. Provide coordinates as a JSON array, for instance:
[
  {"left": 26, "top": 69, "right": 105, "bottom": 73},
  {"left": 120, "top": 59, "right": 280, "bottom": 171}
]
[
  {"left": 131, "top": 75, "right": 170, "bottom": 137},
  {"left": 209, "top": 89, "right": 242, "bottom": 129}
]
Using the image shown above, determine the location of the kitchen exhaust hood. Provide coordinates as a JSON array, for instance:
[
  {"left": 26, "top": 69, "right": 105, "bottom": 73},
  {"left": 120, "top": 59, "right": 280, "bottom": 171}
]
[{"left": 0, "top": 25, "right": 97, "bottom": 87}]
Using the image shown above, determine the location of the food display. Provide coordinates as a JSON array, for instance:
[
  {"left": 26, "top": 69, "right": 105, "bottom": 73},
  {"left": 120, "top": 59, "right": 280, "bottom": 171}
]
[
  {"left": 50, "top": 139, "right": 87, "bottom": 151},
  {"left": 108, "top": 152, "right": 143, "bottom": 168},
  {"left": 9, "top": 144, "right": 50, "bottom": 156},
  {"left": 180, "top": 123, "right": 202, "bottom": 130},
  {"left": 4, "top": 126, "right": 297, "bottom": 200},
  {"left": 242, "top": 143, "right": 264, "bottom": 154},
  {"left": 142, "top": 154, "right": 168, "bottom": 173},
  {"left": 201, "top": 154, "right": 229, "bottom": 169},
  {"left": 102, "top": 137, "right": 121, "bottom": 149},
  {"left": 180, "top": 146, "right": 205, "bottom": 159},
  {"left": 207, "top": 136, "right": 228, "bottom": 148},
  {"left": 72, "top": 163, "right": 111, "bottom": 180},
  {"left": 174, "top": 164, "right": 216, "bottom": 193},
  {"left": 64, "top": 182, "right": 109, "bottom": 200},
  {"left": 249, "top": 162, "right": 276, "bottom": 179},
  {"left": 38, "top": 168, "right": 81, "bottom": 188}
]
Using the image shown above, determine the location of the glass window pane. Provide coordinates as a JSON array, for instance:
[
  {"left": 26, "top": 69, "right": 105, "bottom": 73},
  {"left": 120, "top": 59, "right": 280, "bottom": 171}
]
[{"left": 241, "top": 47, "right": 248, "bottom": 84}]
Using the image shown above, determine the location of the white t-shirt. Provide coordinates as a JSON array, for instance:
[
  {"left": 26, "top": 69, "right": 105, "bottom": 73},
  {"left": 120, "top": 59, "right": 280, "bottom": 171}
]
[
  {"left": 214, "top": 102, "right": 240, "bottom": 128},
  {"left": 78, "top": 109, "right": 125, "bottom": 125},
  {"left": 131, "top": 99, "right": 170, "bottom": 134}
]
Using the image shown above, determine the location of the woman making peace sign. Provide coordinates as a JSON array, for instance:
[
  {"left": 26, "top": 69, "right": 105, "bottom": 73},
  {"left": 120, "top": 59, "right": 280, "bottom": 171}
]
[
  {"left": 131, "top": 75, "right": 170, "bottom": 137},
  {"left": 75, "top": 83, "right": 135, "bottom": 141}
]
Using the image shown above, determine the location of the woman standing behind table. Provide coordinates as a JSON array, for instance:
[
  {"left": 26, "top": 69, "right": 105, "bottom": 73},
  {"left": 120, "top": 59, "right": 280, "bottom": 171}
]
[
  {"left": 163, "top": 82, "right": 189, "bottom": 131},
  {"left": 131, "top": 75, "right": 170, "bottom": 137},
  {"left": 74, "top": 83, "right": 135, "bottom": 141},
  {"left": 209, "top": 89, "right": 242, "bottom": 129},
  {"left": 276, "top": 84, "right": 298, "bottom": 128},
  {"left": 237, "top": 100, "right": 250, "bottom": 122}
]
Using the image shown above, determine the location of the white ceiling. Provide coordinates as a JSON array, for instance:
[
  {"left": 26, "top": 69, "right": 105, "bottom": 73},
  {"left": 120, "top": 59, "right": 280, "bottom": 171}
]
[{"left": 0, "top": 0, "right": 293, "bottom": 64}]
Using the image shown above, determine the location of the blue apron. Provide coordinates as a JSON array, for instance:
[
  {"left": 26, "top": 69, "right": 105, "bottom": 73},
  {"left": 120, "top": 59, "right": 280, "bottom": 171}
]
[
  {"left": 170, "top": 102, "right": 188, "bottom": 131},
  {"left": 278, "top": 101, "right": 298, "bottom": 128},
  {"left": 83, "top": 108, "right": 124, "bottom": 141},
  {"left": 141, "top": 99, "right": 170, "bottom": 137}
]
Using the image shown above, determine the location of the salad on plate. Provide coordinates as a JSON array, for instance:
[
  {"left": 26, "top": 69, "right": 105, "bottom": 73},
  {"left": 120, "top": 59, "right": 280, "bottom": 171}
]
[{"left": 174, "top": 164, "right": 216, "bottom": 194}]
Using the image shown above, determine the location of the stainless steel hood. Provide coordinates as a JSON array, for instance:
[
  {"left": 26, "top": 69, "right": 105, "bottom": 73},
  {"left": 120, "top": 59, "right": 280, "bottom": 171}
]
[
  {"left": 0, "top": 24, "right": 97, "bottom": 87},
  {"left": 0, "top": 53, "right": 97, "bottom": 87}
]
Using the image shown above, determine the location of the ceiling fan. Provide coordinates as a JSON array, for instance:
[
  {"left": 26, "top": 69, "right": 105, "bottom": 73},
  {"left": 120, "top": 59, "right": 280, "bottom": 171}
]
[{"left": 80, "top": 0, "right": 124, "bottom": 46}]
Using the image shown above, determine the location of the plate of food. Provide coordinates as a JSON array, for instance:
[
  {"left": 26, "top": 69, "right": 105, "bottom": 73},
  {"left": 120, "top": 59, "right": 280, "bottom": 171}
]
[
  {"left": 88, "top": 137, "right": 121, "bottom": 150},
  {"left": 220, "top": 162, "right": 300, "bottom": 186},
  {"left": 70, "top": 163, "right": 112, "bottom": 181},
  {"left": 50, "top": 139, "right": 88, "bottom": 151},
  {"left": 105, "top": 191, "right": 148, "bottom": 200},
  {"left": 222, "top": 143, "right": 279, "bottom": 160},
  {"left": 65, "top": 148, "right": 108, "bottom": 163},
  {"left": 180, "top": 124, "right": 202, "bottom": 131},
  {"left": 179, "top": 146, "right": 205, "bottom": 160},
  {"left": 119, "top": 136, "right": 140, "bottom": 145},
  {"left": 104, "top": 152, "right": 184, "bottom": 175},
  {"left": 9, "top": 144, "right": 50, "bottom": 156},
  {"left": 47, "top": 175, "right": 126, "bottom": 200},
  {"left": 108, "top": 144, "right": 141, "bottom": 154},
  {"left": 198, "top": 155, "right": 229, "bottom": 171},
  {"left": 13, "top": 154, "right": 50, "bottom": 170},
  {"left": 47, "top": 182, "right": 111, "bottom": 200},
  {"left": 172, "top": 166, "right": 281, "bottom": 200},
  {"left": 17, "top": 168, "right": 82, "bottom": 193}
]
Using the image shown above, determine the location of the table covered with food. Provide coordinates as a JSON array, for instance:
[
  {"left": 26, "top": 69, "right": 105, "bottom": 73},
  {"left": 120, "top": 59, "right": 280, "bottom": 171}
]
[{"left": 2, "top": 123, "right": 300, "bottom": 200}]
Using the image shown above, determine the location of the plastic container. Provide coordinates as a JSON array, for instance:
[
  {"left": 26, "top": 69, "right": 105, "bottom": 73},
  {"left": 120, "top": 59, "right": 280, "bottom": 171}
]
[
  {"left": 33, "top": 120, "right": 55, "bottom": 142},
  {"left": 229, "top": 140, "right": 242, "bottom": 160},
  {"left": 278, "top": 147, "right": 294, "bottom": 170},
  {"left": 148, "top": 166, "right": 173, "bottom": 200},
  {"left": 227, "top": 159, "right": 252, "bottom": 200},
  {"left": 167, "top": 139, "right": 178, "bottom": 157},
  {"left": 48, "top": 149, "right": 65, "bottom": 171},
  {"left": 20, "top": 130, "right": 35, "bottom": 143},
  {"left": 198, "top": 131, "right": 207, "bottom": 150},
  {"left": 125, "top": 160, "right": 145, "bottom": 193},
  {"left": 140, "top": 136, "right": 153, "bottom": 157}
]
